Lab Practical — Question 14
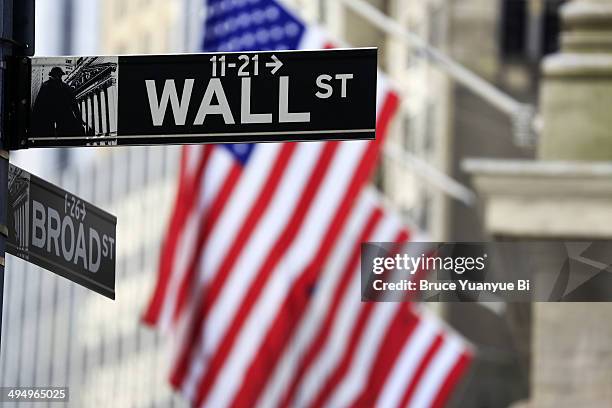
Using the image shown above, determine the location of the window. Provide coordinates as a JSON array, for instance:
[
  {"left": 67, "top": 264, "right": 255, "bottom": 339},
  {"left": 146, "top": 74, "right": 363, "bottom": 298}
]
[
  {"left": 500, "top": 0, "right": 567, "bottom": 62},
  {"left": 500, "top": 0, "right": 527, "bottom": 59}
]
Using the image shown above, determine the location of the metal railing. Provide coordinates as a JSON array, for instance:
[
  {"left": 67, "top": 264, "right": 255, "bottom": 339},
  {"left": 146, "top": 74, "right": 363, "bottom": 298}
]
[{"left": 339, "top": 0, "right": 539, "bottom": 147}]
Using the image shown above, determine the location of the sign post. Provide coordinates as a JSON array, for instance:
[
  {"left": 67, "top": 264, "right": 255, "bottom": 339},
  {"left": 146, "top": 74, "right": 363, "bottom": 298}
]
[
  {"left": 0, "top": 150, "right": 6, "bottom": 354},
  {"left": 1, "top": 0, "right": 35, "bottom": 355},
  {"left": 5, "top": 48, "right": 378, "bottom": 149}
]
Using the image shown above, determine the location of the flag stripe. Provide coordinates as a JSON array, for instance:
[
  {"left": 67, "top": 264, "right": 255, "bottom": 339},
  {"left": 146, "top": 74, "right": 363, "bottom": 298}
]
[
  {"left": 312, "top": 233, "right": 410, "bottom": 408},
  {"left": 376, "top": 317, "right": 439, "bottom": 408},
  {"left": 144, "top": 1, "right": 474, "bottom": 406},
  {"left": 171, "top": 159, "right": 242, "bottom": 323},
  {"left": 430, "top": 352, "right": 472, "bottom": 408},
  {"left": 195, "top": 144, "right": 284, "bottom": 291},
  {"left": 171, "top": 142, "right": 297, "bottom": 388},
  {"left": 144, "top": 145, "right": 211, "bottom": 325},
  {"left": 257, "top": 189, "right": 382, "bottom": 408},
  {"left": 397, "top": 333, "right": 445, "bottom": 408},
  {"left": 309, "top": 300, "right": 376, "bottom": 407},
  {"left": 165, "top": 162, "right": 243, "bottom": 380},
  {"left": 143, "top": 146, "right": 195, "bottom": 324},
  {"left": 202, "top": 142, "right": 336, "bottom": 354},
  {"left": 324, "top": 302, "right": 402, "bottom": 408},
  {"left": 170, "top": 165, "right": 245, "bottom": 396},
  {"left": 184, "top": 140, "right": 364, "bottom": 402},
  {"left": 290, "top": 226, "right": 405, "bottom": 408},
  {"left": 193, "top": 142, "right": 342, "bottom": 406},
  {"left": 277, "top": 216, "right": 397, "bottom": 407},
  {"left": 409, "top": 336, "right": 467, "bottom": 408},
  {"left": 161, "top": 147, "right": 237, "bottom": 328},
  {"left": 201, "top": 132, "right": 387, "bottom": 407},
  {"left": 348, "top": 305, "right": 421, "bottom": 407},
  {"left": 196, "top": 88, "right": 397, "bottom": 407},
  {"left": 232, "top": 91, "right": 399, "bottom": 408},
  {"left": 238, "top": 138, "right": 399, "bottom": 407},
  {"left": 230, "top": 205, "right": 385, "bottom": 407}
]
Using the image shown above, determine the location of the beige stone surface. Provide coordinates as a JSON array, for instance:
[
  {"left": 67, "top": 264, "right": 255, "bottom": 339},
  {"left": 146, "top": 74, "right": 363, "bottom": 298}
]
[
  {"left": 463, "top": 159, "right": 612, "bottom": 238},
  {"left": 530, "top": 303, "right": 612, "bottom": 407},
  {"left": 468, "top": 1, "right": 612, "bottom": 404},
  {"left": 539, "top": 0, "right": 612, "bottom": 160}
]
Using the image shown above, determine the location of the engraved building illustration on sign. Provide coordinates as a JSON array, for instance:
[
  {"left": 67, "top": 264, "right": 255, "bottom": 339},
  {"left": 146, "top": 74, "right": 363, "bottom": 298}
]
[{"left": 30, "top": 57, "right": 118, "bottom": 144}]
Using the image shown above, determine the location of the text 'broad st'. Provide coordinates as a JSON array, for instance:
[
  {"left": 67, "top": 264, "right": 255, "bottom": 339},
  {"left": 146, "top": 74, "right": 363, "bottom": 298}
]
[{"left": 6, "top": 165, "right": 116, "bottom": 299}]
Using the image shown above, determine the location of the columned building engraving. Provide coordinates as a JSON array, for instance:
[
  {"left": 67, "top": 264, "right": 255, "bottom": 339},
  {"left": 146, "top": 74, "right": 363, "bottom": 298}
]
[{"left": 65, "top": 57, "right": 118, "bottom": 137}]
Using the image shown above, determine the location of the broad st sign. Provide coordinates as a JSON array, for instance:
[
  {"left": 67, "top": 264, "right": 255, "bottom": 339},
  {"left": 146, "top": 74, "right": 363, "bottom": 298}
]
[
  {"left": 6, "top": 165, "right": 116, "bottom": 299},
  {"left": 7, "top": 48, "right": 377, "bottom": 148}
]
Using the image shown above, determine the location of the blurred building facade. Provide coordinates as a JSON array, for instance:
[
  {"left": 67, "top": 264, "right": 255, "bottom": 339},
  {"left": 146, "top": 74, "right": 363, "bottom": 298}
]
[
  {"left": 4, "top": 1, "right": 607, "bottom": 408},
  {"left": 1, "top": 147, "right": 188, "bottom": 407},
  {"left": 2, "top": 1, "right": 189, "bottom": 407},
  {"left": 101, "top": 0, "right": 183, "bottom": 54},
  {"left": 14, "top": 0, "right": 101, "bottom": 175},
  {"left": 468, "top": 1, "right": 612, "bottom": 407},
  {"left": 286, "top": 1, "right": 566, "bottom": 407}
]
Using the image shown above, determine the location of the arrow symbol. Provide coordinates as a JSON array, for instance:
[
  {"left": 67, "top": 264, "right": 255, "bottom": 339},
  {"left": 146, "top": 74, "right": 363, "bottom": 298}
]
[{"left": 266, "top": 55, "right": 283, "bottom": 75}]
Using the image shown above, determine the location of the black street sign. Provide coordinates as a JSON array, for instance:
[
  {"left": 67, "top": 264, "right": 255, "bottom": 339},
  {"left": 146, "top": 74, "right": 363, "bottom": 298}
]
[
  {"left": 7, "top": 48, "right": 378, "bottom": 149},
  {"left": 6, "top": 164, "right": 116, "bottom": 299}
]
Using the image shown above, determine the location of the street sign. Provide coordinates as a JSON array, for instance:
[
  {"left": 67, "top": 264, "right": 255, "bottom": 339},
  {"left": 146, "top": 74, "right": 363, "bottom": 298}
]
[
  {"left": 6, "top": 164, "right": 116, "bottom": 299},
  {"left": 7, "top": 48, "right": 378, "bottom": 149}
]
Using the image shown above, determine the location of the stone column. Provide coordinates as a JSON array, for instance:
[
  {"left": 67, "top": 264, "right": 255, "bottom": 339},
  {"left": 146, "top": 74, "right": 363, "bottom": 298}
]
[
  {"left": 102, "top": 87, "right": 110, "bottom": 135},
  {"left": 96, "top": 90, "right": 103, "bottom": 136},
  {"left": 533, "top": 1, "right": 612, "bottom": 407},
  {"left": 465, "top": 1, "right": 612, "bottom": 407},
  {"left": 539, "top": 0, "right": 612, "bottom": 160},
  {"left": 84, "top": 96, "right": 90, "bottom": 131}
]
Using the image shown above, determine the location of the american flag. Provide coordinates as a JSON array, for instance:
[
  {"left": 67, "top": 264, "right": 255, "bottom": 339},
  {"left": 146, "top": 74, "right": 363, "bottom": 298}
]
[{"left": 144, "top": 0, "right": 473, "bottom": 407}]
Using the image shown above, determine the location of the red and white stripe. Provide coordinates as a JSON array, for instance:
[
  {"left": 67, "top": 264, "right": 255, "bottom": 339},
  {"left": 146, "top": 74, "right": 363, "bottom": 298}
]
[
  {"left": 176, "top": 88, "right": 398, "bottom": 405},
  {"left": 143, "top": 144, "right": 240, "bottom": 331},
  {"left": 144, "top": 23, "right": 472, "bottom": 407}
]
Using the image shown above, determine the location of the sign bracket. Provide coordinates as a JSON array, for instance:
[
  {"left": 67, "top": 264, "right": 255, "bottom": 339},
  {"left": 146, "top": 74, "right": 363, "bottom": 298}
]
[{"left": 3, "top": 57, "right": 30, "bottom": 149}]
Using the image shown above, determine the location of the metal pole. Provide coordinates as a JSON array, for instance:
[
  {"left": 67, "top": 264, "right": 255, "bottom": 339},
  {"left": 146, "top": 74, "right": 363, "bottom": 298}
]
[
  {"left": 338, "top": 0, "right": 539, "bottom": 146},
  {"left": 0, "top": 0, "right": 34, "bottom": 357},
  {"left": 0, "top": 0, "right": 10, "bottom": 360},
  {"left": 383, "top": 142, "right": 477, "bottom": 207}
]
